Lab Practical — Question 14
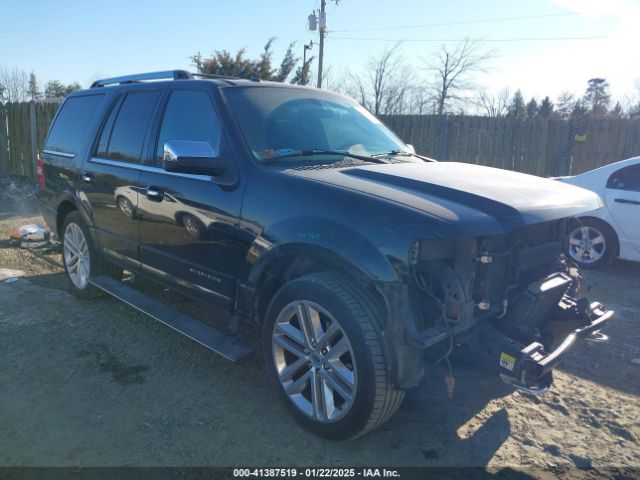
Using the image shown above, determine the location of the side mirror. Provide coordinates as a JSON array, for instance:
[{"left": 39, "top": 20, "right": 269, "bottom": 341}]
[{"left": 163, "top": 140, "right": 227, "bottom": 176}]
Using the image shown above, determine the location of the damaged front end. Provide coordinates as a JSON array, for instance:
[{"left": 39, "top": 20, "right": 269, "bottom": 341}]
[{"left": 406, "top": 219, "right": 614, "bottom": 393}]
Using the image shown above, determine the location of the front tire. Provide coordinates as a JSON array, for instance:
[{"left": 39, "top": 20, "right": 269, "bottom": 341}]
[
  {"left": 262, "top": 272, "right": 404, "bottom": 440},
  {"left": 566, "top": 218, "right": 618, "bottom": 268},
  {"left": 61, "top": 211, "right": 122, "bottom": 298}
]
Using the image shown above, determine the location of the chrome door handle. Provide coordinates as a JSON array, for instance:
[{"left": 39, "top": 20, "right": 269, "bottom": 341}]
[
  {"left": 146, "top": 186, "right": 164, "bottom": 201},
  {"left": 82, "top": 173, "right": 94, "bottom": 184}
]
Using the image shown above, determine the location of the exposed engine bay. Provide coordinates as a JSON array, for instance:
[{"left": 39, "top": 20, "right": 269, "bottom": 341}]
[{"left": 408, "top": 219, "right": 614, "bottom": 392}]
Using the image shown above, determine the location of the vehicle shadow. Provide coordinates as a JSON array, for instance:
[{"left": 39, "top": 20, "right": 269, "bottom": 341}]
[
  {"left": 557, "top": 259, "right": 640, "bottom": 397},
  {"left": 356, "top": 363, "right": 519, "bottom": 468}
]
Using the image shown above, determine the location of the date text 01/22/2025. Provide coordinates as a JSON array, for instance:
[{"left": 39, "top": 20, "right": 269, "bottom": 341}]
[{"left": 233, "top": 468, "right": 401, "bottom": 478}]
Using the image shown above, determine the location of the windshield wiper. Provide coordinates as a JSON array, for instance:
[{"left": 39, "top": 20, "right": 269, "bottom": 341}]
[
  {"left": 372, "top": 150, "right": 436, "bottom": 162},
  {"left": 263, "top": 149, "right": 389, "bottom": 164},
  {"left": 372, "top": 150, "right": 412, "bottom": 157}
]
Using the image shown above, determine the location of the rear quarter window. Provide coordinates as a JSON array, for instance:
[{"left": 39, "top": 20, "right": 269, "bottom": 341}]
[
  {"left": 44, "top": 94, "right": 105, "bottom": 156},
  {"left": 103, "top": 90, "right": 160, "bottom": 163},
  {"left": 606, "top": 164, "right": 640, "bottom": 192}
]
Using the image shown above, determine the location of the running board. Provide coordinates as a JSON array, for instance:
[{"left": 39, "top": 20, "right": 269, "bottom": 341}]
[{"left": 89, "top": 275, "right": 252, "bottom": 362}]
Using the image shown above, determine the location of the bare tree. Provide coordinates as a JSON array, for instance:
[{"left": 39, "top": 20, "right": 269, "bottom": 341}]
[
  {"left": 318, "top": 65, "right": 349, "bottom": 95},
  {"left": 0, "top": 66, "right": 29, "bottom": 103},
  {"left": 619, "top": 79, "right": 640, "bottom": 118},
  {"left": 477, "top": 88, "right": 510, "bottom": 117},
  {"left": 424, "top": 38, "right": 492, "bottom": 115},
  {"left": 345, "top": 44, "right": 414, "bottom": 115},
  {"left": 407, "top": 86, "right": 435, "bottom": 114}
]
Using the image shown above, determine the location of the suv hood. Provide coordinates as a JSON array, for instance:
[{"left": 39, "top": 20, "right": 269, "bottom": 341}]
[{"left": 287, "top": 161, "right": 602, "bottom": 235}]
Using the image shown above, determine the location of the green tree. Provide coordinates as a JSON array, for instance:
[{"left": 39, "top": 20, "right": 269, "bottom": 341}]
[
  {"left": 27, "top": 72, "right": 41, "bottom": 100},
  {"left": 583, "top": 78, "right": 610, "bottom": 116},
  {"left": 556, "top": 91, "right": 575, "bottom": 119},
  {"left": 507, "top": 89, "right": 527, "bottom": 118},
  {"left": 610, "top": 101, "right": 624, "bottom": 118},
  {"left": 291, "top": 57, "right": 314, "bottom": 86},
  {"left": 538, "top": 96, "right": 554, "bottom": 118},
  {"left": 526, "top": 97, "right": 538, "bottom": 118},
  {"left": 274, "top": 42, "right": 297, "bottom": 82},
  {"left": 44, "top": 80, "right": 81, "bottom": 98},
  {"left": 193, "top": 38, "right": 304, "bottom": 84},
  {"left": 571, "top": 100, "right": 589, "bottom": 118}
]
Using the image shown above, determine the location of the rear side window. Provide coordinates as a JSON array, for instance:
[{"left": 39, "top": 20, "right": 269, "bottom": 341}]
[
  {"left": 607, "top": 165, "right": 640, "bottom": 192},
  {"left": 155, "top": 90, "right": 221, "bottom": 161},
  {"left": 95, "top": 98, "right": 121, "bottom": 158},
  {"left": 45, "top": 95, "right": 105, "bottom": 155},
  {"left": 105, "top": 91, "right": 160, "bottom": 163}
]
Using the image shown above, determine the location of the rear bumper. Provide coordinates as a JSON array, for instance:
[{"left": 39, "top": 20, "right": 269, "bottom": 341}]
[{"left": 457, "top": 299, "right": 613, "bottom": 392}]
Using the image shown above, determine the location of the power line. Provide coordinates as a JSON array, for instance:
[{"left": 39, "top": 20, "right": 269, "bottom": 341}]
[
  {"left": 328, "top": 35, "right": 611, "bottom": 43},
  {"left": 330, "top": 11, "right": 586, "bottom": 33}
]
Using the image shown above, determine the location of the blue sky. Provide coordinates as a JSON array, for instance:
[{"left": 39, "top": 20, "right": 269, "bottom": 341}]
[{"left": 1, "top": 0, "right": 638, "bottom": 103}]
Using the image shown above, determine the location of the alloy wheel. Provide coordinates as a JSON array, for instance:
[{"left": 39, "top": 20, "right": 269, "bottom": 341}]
[
  {"left": 271, "top": 300, "right": 357, "bottom": 423},
  {"left": 63, "top": 223, "right": 90, "bottom": 289},
  {"left": 568, "top": 225, "right": 606, "bottom": 264}
]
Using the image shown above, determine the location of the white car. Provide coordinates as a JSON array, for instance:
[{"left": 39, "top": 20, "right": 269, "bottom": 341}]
[{"left": 558, "top": 157, "right": 640, "bottom": 267}]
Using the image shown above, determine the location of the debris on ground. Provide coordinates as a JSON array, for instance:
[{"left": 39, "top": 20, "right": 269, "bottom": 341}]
[
  {"left": 10, "top": 224, "right": 50, "bottom": 243},
  {"left": 7, "top": 223, "right": 61, "bottom": 252}
]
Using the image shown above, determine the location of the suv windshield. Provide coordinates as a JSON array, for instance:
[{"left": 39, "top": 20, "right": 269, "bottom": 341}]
[{"left": 223, "top": 86, "right": 409, "bottom": 162}]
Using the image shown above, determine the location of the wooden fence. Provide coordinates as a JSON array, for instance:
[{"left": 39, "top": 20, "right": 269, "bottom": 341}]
[
  {"left": 382, "top": 115, "right": 640, "bottom": 177},
  {"left": 0, "top": 100, "right": 62, "bottom": 177},
  {"left": 1, "top": 100, "right": 640, "bottom": 178}
]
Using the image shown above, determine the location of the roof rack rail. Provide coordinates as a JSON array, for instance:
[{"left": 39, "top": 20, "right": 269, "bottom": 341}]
[
  {"left": 190, "top": 72, "right": 245, "bottom": 81},
  {"left": 90, "top": 70, "right": 193, "bottom": 88}
]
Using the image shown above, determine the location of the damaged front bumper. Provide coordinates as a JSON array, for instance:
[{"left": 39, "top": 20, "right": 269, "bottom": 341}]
[{"left": 456, "top": 297, "right": 614, "bottom": 393}]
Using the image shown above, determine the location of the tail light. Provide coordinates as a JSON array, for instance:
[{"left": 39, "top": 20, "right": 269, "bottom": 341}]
[{"left": 36, "top": 154, "right": 45, "bottom": 190}]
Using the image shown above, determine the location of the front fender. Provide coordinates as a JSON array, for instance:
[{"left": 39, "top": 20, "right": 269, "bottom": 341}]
[
  {"left": 246, "top": 216, "right": 401, "bottom": 285},
  {"left": 245, "top": 215, "right": 445, "bottom": 285}
]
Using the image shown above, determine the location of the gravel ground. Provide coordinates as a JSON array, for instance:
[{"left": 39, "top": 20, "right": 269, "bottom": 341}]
[{"left": 0, "top": 176, "right": 638, "bottom": 477}]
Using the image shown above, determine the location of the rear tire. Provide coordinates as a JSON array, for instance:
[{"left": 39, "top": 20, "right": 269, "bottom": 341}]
[
  {"left": 566, "top": 217, "right": 618, "bottom": 269},
  {"left": 262, "top": 271, "right": 404, "bottom": 440},
  {"left": 61, "top": 211, "right": 122, "bottom": 298}
]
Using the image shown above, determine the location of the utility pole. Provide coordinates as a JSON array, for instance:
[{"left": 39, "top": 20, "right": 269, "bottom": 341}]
[
  {"left": 316, "top": 0, "right": 326, "bottom": 88},
  {"left": 308, "top": 0, "right": 337, "bottom": 89}
]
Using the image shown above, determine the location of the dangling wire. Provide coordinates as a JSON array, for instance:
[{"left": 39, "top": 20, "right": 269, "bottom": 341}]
[{"left": 413, "top": 265, "right": 455, "bottom": 394}]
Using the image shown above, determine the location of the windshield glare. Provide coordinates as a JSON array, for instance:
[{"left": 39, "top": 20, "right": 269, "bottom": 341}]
[{"left": 223, "top": 86, "right": 408, "bottom": 161}]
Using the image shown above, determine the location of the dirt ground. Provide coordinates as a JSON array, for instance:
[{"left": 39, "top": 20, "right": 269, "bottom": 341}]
[{"left": 0, "top": 175, "right": 639, "bottom": 477}]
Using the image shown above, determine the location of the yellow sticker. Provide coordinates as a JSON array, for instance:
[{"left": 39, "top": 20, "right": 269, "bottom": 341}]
[{"left": 500, "top": 352, "right": 516, "bottom": 371}]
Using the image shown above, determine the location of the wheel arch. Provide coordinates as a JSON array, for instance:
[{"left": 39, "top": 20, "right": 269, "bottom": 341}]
[
  {"left": 55, "top": 190, "right": 94, "bottom": 238},
  {"left": 56, "top": 199, "right": 80, "bottom": 237},
  {"left": 246, "top": 243, "right": 390, "bottom": 328}
]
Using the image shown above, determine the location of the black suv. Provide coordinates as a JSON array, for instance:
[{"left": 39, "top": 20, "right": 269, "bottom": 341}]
[{"left": 38, "top": 70, "right": 613, "bottom": 440}]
